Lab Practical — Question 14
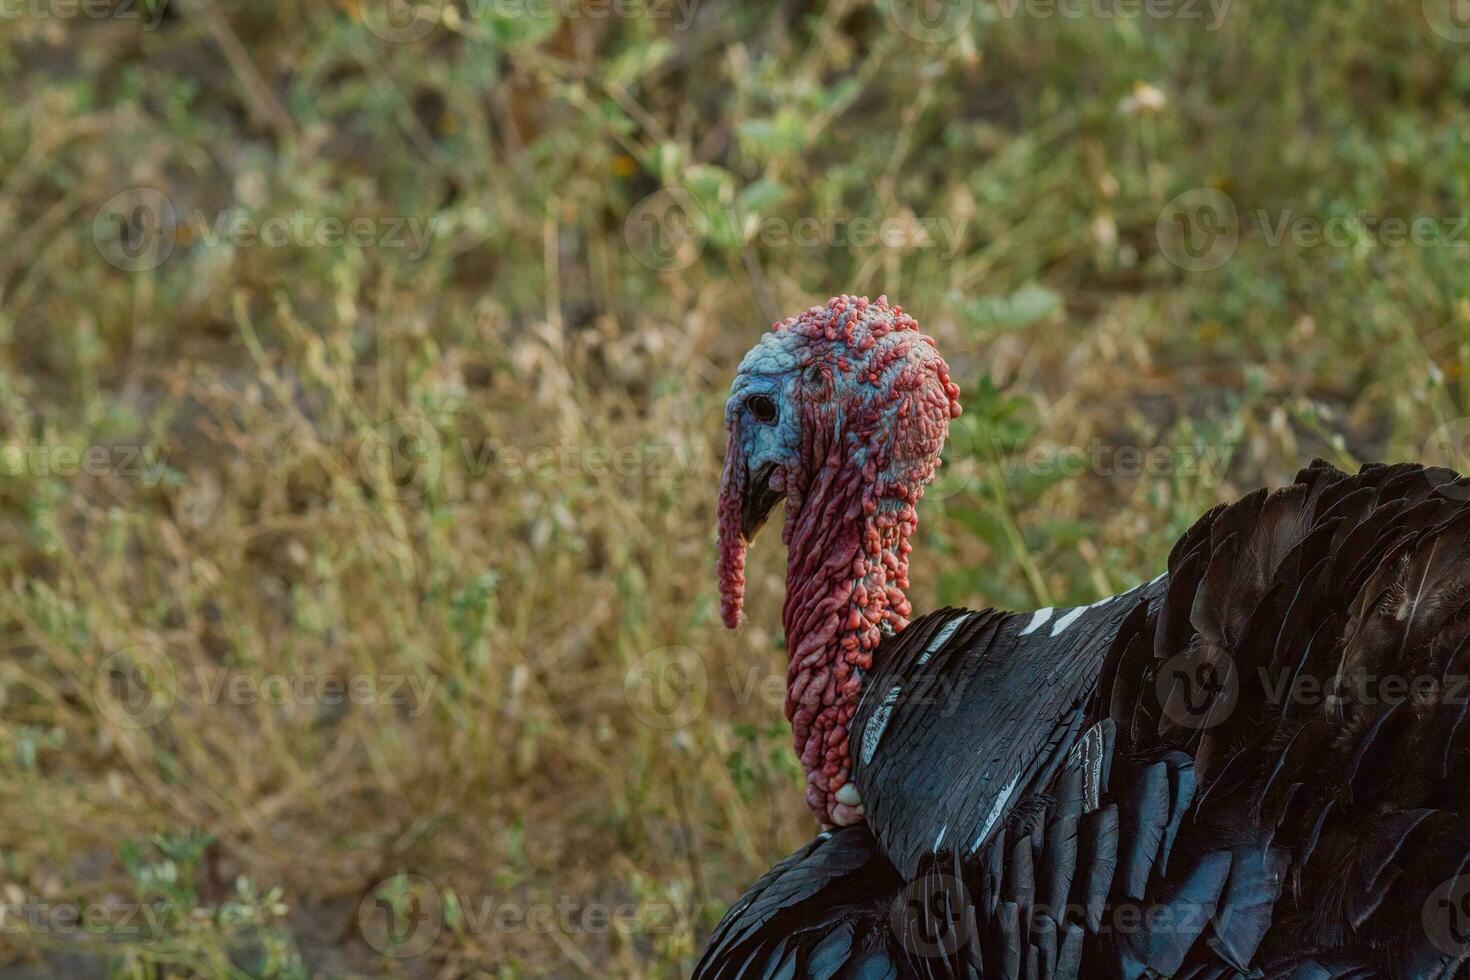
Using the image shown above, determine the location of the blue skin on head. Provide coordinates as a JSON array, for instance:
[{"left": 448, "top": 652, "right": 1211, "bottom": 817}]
[{"left": 725, "top": 332, "right": 807, "bottom": 499}]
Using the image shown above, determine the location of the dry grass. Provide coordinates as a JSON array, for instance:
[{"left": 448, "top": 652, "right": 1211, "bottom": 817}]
[{"left": 2, "top": 0, "right": 1470, "bottom": 976}]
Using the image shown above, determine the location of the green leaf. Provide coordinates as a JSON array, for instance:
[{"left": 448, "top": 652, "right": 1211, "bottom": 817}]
[
  {"left": 606, "top": 39, "right": 674, "bottom": 87},
  {"left": 737, "top": 110, "right": 809, "bottom": 160},
  {"left": 965, "top": 284, "right": 1065, "bottom": 333},
  {"left": 737, "top": 179, "right": 788, "bottom": 216}
]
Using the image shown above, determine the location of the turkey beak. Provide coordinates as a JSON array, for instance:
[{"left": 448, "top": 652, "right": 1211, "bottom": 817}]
[{"left": 741, "top": 463, "right": 784, "bottom": 541}]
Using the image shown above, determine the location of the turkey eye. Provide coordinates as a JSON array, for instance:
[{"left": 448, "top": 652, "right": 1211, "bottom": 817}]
[{"left": 746, "top": 394, "right": 778, "bottom": 424}]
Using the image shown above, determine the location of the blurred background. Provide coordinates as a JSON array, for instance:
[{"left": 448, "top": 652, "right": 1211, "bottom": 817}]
[{"left": 3, "top": 0, "right": 1470, "bottom": 976}]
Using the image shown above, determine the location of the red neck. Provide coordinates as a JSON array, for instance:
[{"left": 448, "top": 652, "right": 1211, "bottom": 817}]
[{"left": 781, "top": 442, "right": 916, "bottom": 825}]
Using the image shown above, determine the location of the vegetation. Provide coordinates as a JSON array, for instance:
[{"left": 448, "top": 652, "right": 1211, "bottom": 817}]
[{"left": 3, "top": 0, "right": 1470, "bottom": 975}]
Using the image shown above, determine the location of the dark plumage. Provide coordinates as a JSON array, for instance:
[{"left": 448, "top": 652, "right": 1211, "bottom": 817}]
[{"left": 697, "top": 460, "right": 1470, "bottom": 979}]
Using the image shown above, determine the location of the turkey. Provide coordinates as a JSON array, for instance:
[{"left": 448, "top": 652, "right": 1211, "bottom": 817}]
[{"left": 696, "top": 294, "right": 1470, "bottom": 979}]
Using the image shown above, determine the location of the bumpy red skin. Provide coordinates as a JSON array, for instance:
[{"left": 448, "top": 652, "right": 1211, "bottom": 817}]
[{"left": 717, "top": 295, "right": 962, "bottom": 827}]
